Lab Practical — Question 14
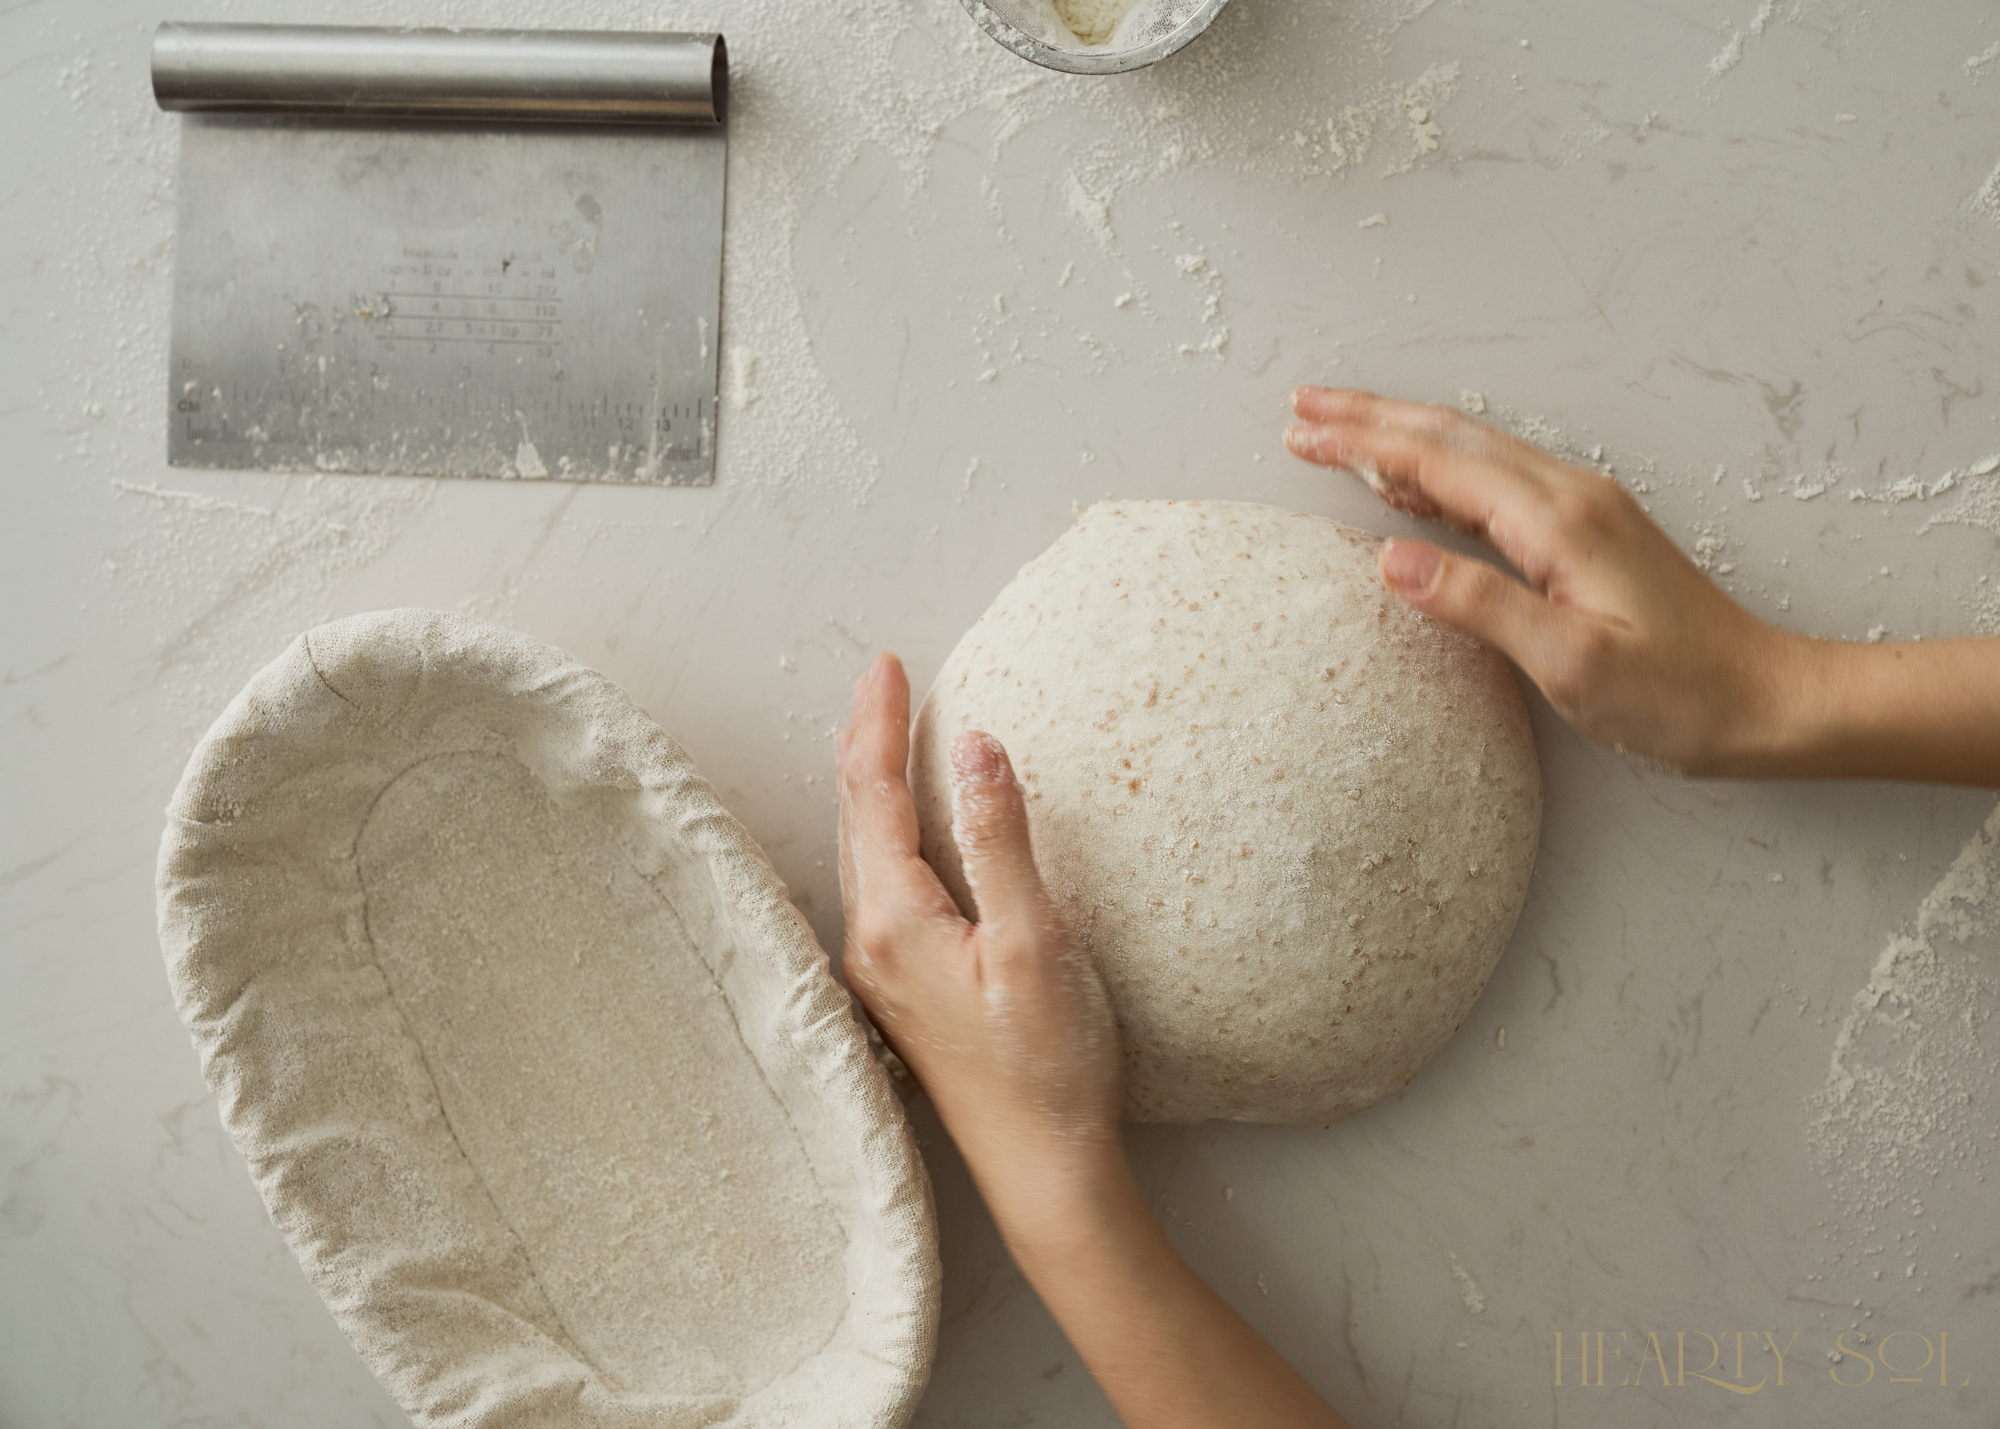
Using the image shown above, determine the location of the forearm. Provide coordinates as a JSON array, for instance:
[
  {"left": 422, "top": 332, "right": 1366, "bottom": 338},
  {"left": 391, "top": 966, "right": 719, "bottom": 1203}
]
[
  {"left": 969, "top": 1143, "right": 1350, "bottom": 1429},
  {"left": 1736, "top": 634, "right": 2000, "bottom": 786}
]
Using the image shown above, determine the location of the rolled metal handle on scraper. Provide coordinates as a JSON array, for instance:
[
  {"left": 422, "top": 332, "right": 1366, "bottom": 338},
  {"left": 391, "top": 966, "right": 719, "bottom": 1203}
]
[{"left": 150, "top": 22, "right": 727, "bottom": 126}]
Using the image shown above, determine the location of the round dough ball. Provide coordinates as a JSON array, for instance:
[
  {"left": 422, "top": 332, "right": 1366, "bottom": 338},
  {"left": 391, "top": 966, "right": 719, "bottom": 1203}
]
[{"left": 912, "top": 500, "right": 1540, "bottom": 1125}]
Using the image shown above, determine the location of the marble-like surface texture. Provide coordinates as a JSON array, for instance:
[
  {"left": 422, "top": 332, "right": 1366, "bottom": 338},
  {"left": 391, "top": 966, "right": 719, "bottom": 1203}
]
[{"left": 3, "top": 0, "right": 1998, "bottom": 1425}]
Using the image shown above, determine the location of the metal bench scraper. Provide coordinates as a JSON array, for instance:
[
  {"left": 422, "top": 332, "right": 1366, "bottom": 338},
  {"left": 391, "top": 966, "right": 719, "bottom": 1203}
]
[{"left": 153, "top": 23, "right": 727, "bottom": 485}]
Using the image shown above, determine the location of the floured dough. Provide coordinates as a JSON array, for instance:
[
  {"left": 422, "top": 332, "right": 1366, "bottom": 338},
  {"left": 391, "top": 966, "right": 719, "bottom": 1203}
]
[
  {"left": 157, "top": 609, "right": 939, "bottom": 1428},
  {"left": 912, "top": 501, "right": 1540, "bottom": 1125}
]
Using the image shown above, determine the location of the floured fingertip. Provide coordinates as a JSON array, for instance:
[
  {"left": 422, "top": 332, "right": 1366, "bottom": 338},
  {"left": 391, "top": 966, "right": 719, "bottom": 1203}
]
[
  {"left": 949, "top": 730, "right": 1010, "bottom": 786},
  {"left": 1347, "top": 459, "right": 1394, "bottom": 498}
]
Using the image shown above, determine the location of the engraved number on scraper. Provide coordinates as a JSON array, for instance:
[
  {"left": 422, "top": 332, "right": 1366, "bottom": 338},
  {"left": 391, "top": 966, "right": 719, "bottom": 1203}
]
[{"left": 367, "top": 251, "right": 563, "bottom": 359}]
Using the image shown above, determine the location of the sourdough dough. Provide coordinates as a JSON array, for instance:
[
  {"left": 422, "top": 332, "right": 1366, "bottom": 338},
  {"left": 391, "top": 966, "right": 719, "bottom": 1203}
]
[
  {"left": 157, "top": 610, "right": 939, "bottom": 1428},
  {"left": 912, "top": 501, "right": 1540, "bottom": 1125}
]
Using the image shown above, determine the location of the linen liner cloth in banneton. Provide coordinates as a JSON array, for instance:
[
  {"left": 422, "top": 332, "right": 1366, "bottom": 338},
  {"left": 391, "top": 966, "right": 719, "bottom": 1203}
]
[{"left": 155, "top": 608, "right": 940, "bottom": 1428}]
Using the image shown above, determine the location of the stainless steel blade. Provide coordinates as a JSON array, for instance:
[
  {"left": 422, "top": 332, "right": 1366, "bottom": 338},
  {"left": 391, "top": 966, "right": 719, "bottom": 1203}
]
[{"left": 161, "top": 27, "right": 726, "bottom": 486}]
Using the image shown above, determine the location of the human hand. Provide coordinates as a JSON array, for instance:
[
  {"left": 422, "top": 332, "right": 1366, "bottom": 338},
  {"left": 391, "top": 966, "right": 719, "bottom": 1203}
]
[
  {"left": 837, "top": 654, "right": 1350, "bottom": 1429},
  {"left": 836, "top": 652, "right": 1122, "bottom": 1201},
  {"left": 1284, "top": 386, "right": 1809, "bottom": 775}
]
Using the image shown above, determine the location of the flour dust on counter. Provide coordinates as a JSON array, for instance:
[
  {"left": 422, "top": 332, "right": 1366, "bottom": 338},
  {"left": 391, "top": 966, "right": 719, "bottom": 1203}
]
[
  {"left": 308, "top": 0, "right": 1467, "bottom": 512},
  {"left": 1701, "top": 1, "right": 1878, "bottom": 93},
  {"left": 1908, "top": 456, "right": 2000, "bottom": 631},
  {"left": 1805, "top": 803, "right": 2000, "bottom": 1305},
  {"left": 105, "top": 473, "right": 437, "bottom": 743},
  {"left": 1445, "top": 1251, "right": 1486, "bottom": 1315},
  {"left": 1705, "top": 0, "right": 1779, "bottom": 83},
  {"left": 1971, "top": 159, "right": 2000, "bottom": 227}
]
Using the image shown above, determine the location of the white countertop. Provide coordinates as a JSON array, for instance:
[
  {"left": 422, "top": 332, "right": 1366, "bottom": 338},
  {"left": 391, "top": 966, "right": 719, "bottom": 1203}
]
[{"left": 4, "top": 0, "right": 1998, "bottom": 1425}]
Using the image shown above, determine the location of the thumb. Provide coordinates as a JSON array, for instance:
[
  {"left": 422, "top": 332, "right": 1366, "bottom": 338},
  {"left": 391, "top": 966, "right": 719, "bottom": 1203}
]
[
  {"left": 948, "top": 731, "right": 1048, "bottom": 930},
  {"left": 1379, "top": 537, "right": 1571, "bottom": 674}
]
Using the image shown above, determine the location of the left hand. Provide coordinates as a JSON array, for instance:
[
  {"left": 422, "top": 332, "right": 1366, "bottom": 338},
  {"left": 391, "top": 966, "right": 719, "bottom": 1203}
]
[{"left": 1283, "top": 385, "right": 1804, "bottom": 774}]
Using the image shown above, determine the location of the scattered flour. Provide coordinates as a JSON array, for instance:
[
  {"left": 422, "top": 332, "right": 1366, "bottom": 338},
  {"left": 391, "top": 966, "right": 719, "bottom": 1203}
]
[
  {"left": 1786, "top": 464, "right": 1843, "bottom": 501},
  {"left": 1831, "top": 452, "right": 2000, "bottom": 511},
  {"left": 1708, "top": 0, "right": 1779, "bottom": 81},
  {"left": 728, "top": 349, "right": 761, "bottom": 411},
  {"left": 1492, "top": 406, "right": 1621, "bottom": 480},
  {"left": 1915, "top": 455, "right": 2000, "bottom": 535},
  {"left": 1690, "top": 529, "right": 1731, "bottom": 573},
  {"left": 1063, "top": 172, "right": 1117, "bottom": 249},
  {"left": 1805, "top": 805, "right": 2000, "bottom": 1277},
  {"left": 1971, "top": 160, "right": 2000, "bottom": 227},
  {"left": 1967, "top": 40, "right": 2000, "bottom": 75},
  {"left": 1446, "top": 1251, "right": 1487, "bottom": 1315},
  {"left": 1921, "top": 465, "right": 2000, "bottom": 634},
  {"left": 106, "top": 475, "right": 437, "bottom": 742},
  {"left": 1171, "top": 248, "right": 1228, "bottom": 357},
  {"left": 1708, "top": 32, "right": 1746, "bottom": 78},
  {"left": 1312, "top": 62, "right": 1463, "bottom": 178},
  {"left": 1973, "top": 584, "right": 2000, "bottom": 637}
]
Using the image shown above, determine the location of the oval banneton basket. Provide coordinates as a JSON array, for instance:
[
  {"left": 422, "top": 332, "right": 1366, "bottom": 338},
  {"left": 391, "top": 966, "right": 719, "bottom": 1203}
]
[{"left": 156, "top": 609, "right": 939, "bottom": 1428}]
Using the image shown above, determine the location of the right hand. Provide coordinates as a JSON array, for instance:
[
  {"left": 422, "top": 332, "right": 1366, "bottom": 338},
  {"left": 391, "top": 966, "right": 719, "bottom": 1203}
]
[
  {"left": 839, "top": 654, "right": 1353, "bottom": 1429},
  {"left": 836, "top": 653, "right": 1123, "bottom": 1195},
  {"left": 1285, "top": 386, "right": 1808, "bottom": 775}
]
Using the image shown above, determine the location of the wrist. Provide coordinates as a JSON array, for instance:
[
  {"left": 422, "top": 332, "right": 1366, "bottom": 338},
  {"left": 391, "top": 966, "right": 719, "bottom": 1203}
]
[
  {"left": 1743, "top": 636, "right": 2000, "bottom": 785},
  {"left": 1762, "top": 634, "right": 1855, "bottom": 775},
  {"left": 959, "top": 1129, "right": 1140, "bottom": 1266},
  {"left": 1709, "top": 633, "right": 1983, "bottom": 783},
  {"left": 1699, "top": 625, "right": 1828, "bottom": 777}
]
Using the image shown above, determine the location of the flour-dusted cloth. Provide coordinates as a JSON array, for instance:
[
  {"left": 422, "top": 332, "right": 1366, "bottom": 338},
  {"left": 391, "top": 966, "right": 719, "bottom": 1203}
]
[{"left": 156, "top": 610, "right": 939, "bottom": 1428}]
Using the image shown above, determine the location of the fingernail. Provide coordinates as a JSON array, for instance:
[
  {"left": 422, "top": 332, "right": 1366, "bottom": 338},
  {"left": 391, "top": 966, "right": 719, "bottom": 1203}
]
[
  {"left": 950, "top": 730, "right": 1009, "bottom": 785},
  {"left": 852, "top": 662, "right": 874, "bottom": 711},
  {"left": 1284, "top": 422, "right": 1312, "bottom": 452},
  {"left": 1380, "top": 538, "right": 1443, "bottom": 595}
]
